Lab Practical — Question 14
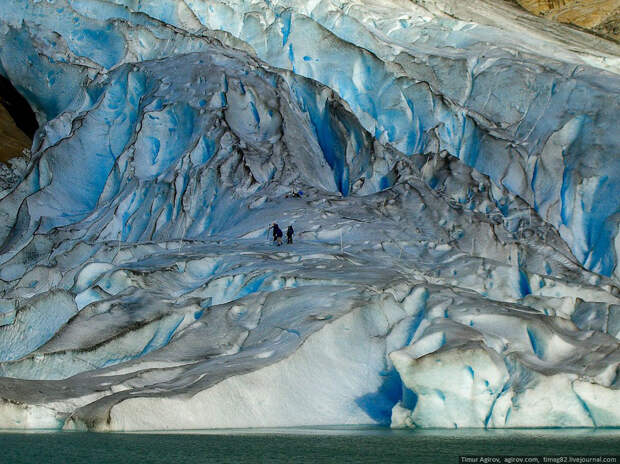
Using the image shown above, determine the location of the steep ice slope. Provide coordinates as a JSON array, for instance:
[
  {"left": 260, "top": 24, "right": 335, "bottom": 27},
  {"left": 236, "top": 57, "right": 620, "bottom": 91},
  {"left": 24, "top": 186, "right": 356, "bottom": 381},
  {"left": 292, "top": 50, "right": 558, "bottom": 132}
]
[
  {"left": 2, "top": 0, "right": 619, "bottom": 279},
  {"left": 0, "top": 0, "right": 618, "bottom": 430}
]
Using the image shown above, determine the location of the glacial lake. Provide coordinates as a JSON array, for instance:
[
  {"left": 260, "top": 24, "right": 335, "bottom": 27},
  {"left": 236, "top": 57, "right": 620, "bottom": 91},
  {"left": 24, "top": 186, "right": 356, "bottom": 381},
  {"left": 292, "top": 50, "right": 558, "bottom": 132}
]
[{"left": 1, "top": 427, "right": 618, "bottom": 463}]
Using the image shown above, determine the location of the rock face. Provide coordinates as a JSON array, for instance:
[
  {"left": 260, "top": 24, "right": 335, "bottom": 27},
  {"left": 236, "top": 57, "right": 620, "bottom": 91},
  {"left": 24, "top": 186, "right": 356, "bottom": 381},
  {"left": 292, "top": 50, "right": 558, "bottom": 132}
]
[
  {"left": 0, "top": 75, "right": 37, "bottom": 164},
  {"left": 0, "top": 103, "right": 30, "bottom": 164},
  {"left": 0, "top": 102, "right": 30, "bottom": 197},
  {"left": 516, "top": 0, "right": 620, "bottom": 40},
  {"left": 1, "top": 75, "right": 36, "bottom": 194},
  {"left": 0, "top": 0, "right": 618, "bottom": 431}
]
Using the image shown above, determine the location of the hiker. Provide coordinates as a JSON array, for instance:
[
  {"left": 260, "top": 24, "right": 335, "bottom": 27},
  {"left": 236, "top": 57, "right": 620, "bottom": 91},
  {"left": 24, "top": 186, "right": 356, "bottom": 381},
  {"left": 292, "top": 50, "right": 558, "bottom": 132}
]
[
  {"left": 286, "top": 225, "right": 294, "bottom": 244},
  {"left": 271, "top": 222, "right": 283, "bottom": 246}
]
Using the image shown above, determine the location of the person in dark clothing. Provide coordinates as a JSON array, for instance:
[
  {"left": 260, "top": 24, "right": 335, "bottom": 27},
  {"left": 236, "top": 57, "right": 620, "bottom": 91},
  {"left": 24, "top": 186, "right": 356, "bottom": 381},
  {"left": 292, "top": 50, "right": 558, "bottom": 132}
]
[
  {"left": 286, "top": 225, "right": 294, "bottom": 244},
  {"left": 275, "top": 227, "right": 283, "bottom": 246},
  {"left": 271, "top": 223, "right": 283, "bottom": 246}
]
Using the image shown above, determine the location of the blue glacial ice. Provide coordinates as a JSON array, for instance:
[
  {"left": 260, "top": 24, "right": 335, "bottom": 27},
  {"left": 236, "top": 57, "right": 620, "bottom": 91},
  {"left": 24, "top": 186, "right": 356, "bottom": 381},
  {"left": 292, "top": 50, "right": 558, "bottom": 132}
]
[{"left": 0, "top": 0, "right": 618, "bottom": 430}]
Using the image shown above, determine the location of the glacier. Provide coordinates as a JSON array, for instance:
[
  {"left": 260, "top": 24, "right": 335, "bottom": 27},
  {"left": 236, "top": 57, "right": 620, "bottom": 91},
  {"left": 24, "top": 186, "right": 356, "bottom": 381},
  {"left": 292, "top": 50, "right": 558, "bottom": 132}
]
[{"left": 0, "top": 0, "right": 618, "bottom": 430}]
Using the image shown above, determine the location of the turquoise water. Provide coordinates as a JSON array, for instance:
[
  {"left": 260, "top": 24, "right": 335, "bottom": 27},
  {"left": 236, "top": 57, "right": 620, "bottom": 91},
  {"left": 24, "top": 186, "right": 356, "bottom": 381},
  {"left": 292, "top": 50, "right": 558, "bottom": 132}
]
[{"left": 1, "top": 428, "right": 618, "bottom": 463}]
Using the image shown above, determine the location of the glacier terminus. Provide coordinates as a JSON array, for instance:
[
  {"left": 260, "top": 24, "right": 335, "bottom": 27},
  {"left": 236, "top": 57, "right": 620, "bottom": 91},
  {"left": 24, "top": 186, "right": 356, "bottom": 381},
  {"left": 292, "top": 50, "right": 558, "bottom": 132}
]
[{"left": 0, "top": 0, "right": 618, "bottom": 430}]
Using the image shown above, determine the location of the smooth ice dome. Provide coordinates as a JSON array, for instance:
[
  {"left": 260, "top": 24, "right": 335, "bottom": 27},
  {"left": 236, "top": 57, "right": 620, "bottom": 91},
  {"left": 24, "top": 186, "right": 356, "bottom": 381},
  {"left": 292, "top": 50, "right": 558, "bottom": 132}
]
[{"left": 0, "top": 0, "right": 618, "bottom": 430}]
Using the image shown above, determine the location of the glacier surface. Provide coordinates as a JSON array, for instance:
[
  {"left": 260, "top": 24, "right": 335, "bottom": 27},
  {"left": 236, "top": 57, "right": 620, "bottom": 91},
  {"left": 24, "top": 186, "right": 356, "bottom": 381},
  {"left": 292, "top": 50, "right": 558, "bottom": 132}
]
[{"left": 0, "top": 0, "right": 618, "bottom": 430}]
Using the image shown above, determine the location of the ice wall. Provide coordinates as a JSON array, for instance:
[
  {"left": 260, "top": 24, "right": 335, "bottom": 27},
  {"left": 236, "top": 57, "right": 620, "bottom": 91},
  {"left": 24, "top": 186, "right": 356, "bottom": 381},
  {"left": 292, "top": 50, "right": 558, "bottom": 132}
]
[
  {"left": 0, "top": 0, "right": 618, "bottom": 430},
  {"left": 2, "top": 0, "right": 619, "bottom": 279}
]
